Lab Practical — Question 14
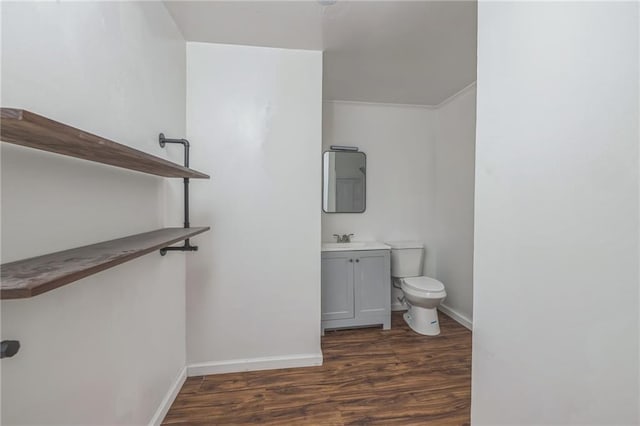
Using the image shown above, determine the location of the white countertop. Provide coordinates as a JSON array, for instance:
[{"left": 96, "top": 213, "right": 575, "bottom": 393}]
[{"left": 321, "top": 241, "right": 391, "bottom": 252}]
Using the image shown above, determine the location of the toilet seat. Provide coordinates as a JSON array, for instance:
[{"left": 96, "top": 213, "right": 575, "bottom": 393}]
[{"left": 402, "top": 276, "right": 444, "bottom": 292}]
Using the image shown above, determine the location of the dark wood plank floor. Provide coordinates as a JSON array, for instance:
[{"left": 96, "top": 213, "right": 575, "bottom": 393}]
[{"left": 163, "top": 312, "right": 471, "bottom": 425}]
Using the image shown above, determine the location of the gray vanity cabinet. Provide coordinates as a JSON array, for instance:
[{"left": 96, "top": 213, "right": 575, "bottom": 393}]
[
  {"left": 321, "top": 253, "right": 355, "bottom": 321},
  {"left": 321, "top": 249, "right": 390, "bottom": 334}
]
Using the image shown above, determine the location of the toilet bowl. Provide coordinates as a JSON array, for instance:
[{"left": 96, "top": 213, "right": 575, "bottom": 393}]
[
  {"left": 399, "top": 276, "right": 446, "bottom": 336},
  {"left": 386, "top": 241, "right": 447, "bottom": 336}
]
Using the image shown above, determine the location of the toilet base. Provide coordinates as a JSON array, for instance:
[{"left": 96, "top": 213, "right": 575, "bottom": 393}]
[{"left": 403, "top": 306, "right": 441, "bottom": 336}]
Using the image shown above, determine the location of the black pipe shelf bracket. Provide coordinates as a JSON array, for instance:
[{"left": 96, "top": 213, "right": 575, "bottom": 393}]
[{"left": 159, "top": 133, "right": 199, "bottom": 255}]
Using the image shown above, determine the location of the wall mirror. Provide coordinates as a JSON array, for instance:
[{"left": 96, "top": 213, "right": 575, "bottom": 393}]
[{"left": 322, "top": 150, "right": 366, "bottom": 213}]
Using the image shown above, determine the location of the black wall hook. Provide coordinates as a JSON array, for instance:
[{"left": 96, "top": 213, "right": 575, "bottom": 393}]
[{"left": 1, "top": 340, "right": 20, "bottom": 359}]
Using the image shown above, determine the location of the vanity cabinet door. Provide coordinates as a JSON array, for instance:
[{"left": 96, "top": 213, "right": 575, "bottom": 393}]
[
  {"left": 354, "top": 251, "right": 391, "bottom": 322},
  {"left": 321, "top": 252, "right": 355, "bottom": 321}
]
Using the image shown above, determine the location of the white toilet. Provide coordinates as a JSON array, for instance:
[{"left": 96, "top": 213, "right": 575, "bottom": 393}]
[{"left": 386, "top": 241, "right": 446, "bottom": 336}]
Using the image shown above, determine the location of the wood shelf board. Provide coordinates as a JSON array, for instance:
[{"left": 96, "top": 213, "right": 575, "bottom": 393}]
[
  {"left": 0, "top": 227, "right": 210, "bottom": 299},
  {"left": 0, "top": 108, "right": 209, "bottom": 179}
]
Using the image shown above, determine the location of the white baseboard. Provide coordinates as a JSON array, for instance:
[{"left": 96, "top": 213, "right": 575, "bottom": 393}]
[
  {"left": 187, "top": 353, "right": 323, "bottom": 377},
  {"left": 391, "top": 302, "right": 408, "bottom": 312},
  {"left": 438, "top": 304, "right": 473, "bottom": 330},
  {"left": 149, "top": 366, "right": 186, "bottom": 426}
]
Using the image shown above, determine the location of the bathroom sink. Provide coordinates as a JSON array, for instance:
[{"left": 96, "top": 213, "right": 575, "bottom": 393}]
[
  {"left": 322, "top": 242, "right": 367, "bottom": 249},
  {"left": 321, "top": 242, "right": 391, "bottom": 252}
]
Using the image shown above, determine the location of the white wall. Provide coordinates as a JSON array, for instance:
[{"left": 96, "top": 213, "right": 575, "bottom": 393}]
[
  {"left": 321, "top": 101, "right": 437, "bottom": 310},
  {"left": 473, "top": 2, "right": 639, "bottom": 424},
  {"left": 1, "top": 2, "right": 187, "bottom": 424},
  {"left": 435, "top": 85, "right": 476, "bottom": 325},
  {"left": 185, "top": 42, "right": 323, "bottom": 373}
]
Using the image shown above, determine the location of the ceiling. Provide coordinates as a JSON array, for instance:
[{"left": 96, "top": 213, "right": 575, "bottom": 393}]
[{"left": 164, "top": 1, "right": 477, "bottom": 106}]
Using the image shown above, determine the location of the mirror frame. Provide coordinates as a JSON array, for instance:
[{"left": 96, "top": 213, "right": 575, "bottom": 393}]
[{"left": 322, "top": 150, "right": 367, "bottom": 214}]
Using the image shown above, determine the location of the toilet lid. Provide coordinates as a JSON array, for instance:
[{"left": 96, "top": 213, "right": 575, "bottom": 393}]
[{"left": 403, "top": 276, "right": 445, "bottom": 292}]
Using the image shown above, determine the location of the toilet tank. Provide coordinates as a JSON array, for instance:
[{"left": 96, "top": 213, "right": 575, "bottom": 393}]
[{"left": 386, "top": 241, "right": 424, "bottom": 278}]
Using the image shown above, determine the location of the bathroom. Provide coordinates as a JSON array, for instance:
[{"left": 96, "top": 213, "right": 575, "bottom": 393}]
[
  {"left": 2, "top": 1, "right": 639, "bottom": 425},
  {"left": 321, "top": 91, "right": 475, "bottom": 334}
]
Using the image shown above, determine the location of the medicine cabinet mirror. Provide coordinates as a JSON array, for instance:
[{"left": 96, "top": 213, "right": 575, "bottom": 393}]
[{"left": 322, "top": 151, "right": 366, "bottom": 213}]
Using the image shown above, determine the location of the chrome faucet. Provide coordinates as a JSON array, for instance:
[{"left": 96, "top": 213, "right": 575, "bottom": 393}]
[{"left": 333, "top": 233, "right": 354, "bottom": 243}]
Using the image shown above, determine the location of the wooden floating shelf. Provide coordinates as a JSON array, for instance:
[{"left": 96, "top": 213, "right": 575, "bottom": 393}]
[
  {"left": 0, "top": 227, "right": 210, "bottom": 299},
  {"left": 0, "top": 108, "right": 209, "bottom": 179}
]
